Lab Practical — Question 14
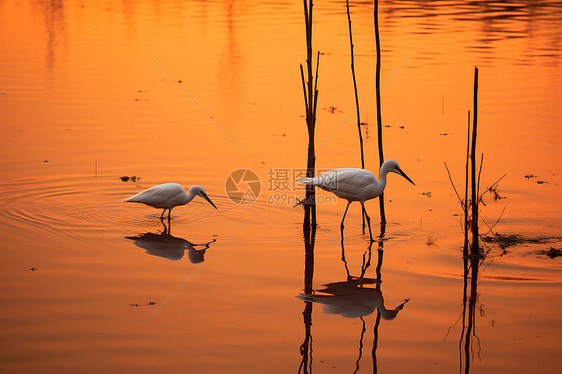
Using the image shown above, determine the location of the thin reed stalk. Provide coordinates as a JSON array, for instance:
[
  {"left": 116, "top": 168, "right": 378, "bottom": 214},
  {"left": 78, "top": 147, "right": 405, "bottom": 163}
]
[
  {"left": 346, "top": 0, "right": 368, "bottom": 232},
  {"left": 374, "top": 0, "right": 386, "bottom": 224},
  {"left": 346, "top": 0, "right": 365, "bottom": 169},
  {"left": 301, "top": 0, "right": 319, "bottom": 229},
  {"left": 470, "top": 67, "right": 479, "bottom": 255},
  {"left": 463, "top": 111, "right": 470, "bottom": 257}
]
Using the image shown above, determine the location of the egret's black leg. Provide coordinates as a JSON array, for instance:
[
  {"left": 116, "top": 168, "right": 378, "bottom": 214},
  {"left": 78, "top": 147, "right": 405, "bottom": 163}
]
[
  {"left": 161, "top": 218, "right": 169, "bottom": 235},
  {"left": 160, "top": 209, "right": 167, "bottom": 220},
  {"left": 362, "top": 206, "right": 366, "bottom": 234},
  {"left": 168, "top": 208, "right": 172, "bottom": 221},
  {"left": 361, "top": 202, "right": 374, "bottom": 242},
  {"left": 341, "top": 240, "right": 351, "bottom": 279},
  {"left": 340, "top": 201, "right": 352, "bottom": 238}
]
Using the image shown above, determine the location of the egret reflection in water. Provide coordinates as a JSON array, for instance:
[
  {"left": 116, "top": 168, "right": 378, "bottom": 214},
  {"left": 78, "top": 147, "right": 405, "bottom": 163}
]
[
  {"left": 297, "top": 278, "right": 409, "bottom": 320},
  {"left": 125, "top": 221, "right": 216, "bottom": 263},
  {"left": 300, "top": 229, "right": 410, "bottom": 320}
]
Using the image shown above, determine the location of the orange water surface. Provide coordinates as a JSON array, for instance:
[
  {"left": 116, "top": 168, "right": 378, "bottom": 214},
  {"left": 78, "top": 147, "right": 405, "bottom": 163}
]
[{"left": 0, "top": 1, "right": 561, "bottom": 373}]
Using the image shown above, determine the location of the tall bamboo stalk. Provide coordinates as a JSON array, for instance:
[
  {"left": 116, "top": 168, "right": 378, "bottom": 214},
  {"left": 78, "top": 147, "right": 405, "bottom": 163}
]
[
  {"left": 374, "top": 0, "right": 386, "bottom": 224},
  {"left": 463, "top": 111, "right": 470, "bottom": 258},
  {"left": 346, "top": 0, "right": 368, "bottom": 233},
  {"left": 470, "top": 67, "right": 479, "bottom": 255},
  {"left": 346, "top": 0, "right": 365, "bottom": 169},
  {"left": 301, "top": 0, "right": 319, "bottom": 229}
]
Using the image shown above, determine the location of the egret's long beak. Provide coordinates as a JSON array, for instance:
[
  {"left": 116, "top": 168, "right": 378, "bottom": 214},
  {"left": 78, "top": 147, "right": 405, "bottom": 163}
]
[
  {"left": 201, "top": 192, "right": 218, "bottom": 209},
  {"left": 398, "top": 168, "right": 415, "bottom": 186}
]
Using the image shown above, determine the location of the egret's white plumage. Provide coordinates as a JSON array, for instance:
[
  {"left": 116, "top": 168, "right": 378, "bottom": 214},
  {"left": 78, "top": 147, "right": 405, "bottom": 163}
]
[
  {"left": 123, "top": 183, "right": 217, "bottom": 220},
  {"left": 299, "top": 159, "right": 414, "bottom": 240}
]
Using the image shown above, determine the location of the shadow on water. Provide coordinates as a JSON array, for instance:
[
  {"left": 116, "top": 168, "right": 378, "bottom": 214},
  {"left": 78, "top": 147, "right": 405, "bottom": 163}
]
[
  {"left": 298, "top": 223, "right": 409, "bottom": 373},
  {"left": 455, "top": 253, "right": 482, "bottom": 374},
  {"left": 125, "top": 219, "right": 216, "bottom": 263},
  {"left": 298, "top": 222, "right": 315, "bottom": 374},
  {"left": 34, "top": 0, "right": 66, "bottom": 76}
]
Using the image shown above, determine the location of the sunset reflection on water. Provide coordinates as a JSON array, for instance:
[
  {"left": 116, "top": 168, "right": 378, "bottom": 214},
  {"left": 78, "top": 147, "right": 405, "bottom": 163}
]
[{"left": 0, "top": 1, "right": 561, "bottom": 373}]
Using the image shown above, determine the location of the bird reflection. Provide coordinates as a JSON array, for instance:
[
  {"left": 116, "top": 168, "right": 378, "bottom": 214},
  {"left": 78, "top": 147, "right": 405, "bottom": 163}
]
[
  {"left": 301, "top": 227, "right": 409, "bottom": 320},
  {"left": 297, "top": 278, "right": 408, "bottom": 320},
  {"left": 296, "top": 224, "right": 410, "bottom": 373},
  {"left": 125, "top": 220, "right": 216, "bottom": 263}
]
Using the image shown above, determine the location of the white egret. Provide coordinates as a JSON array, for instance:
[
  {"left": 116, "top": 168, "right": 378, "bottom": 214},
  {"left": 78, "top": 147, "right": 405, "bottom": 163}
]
[
  {"left": 299, "top": 159, "right": 414, "bottom": 240},
  {"left": 123, "top": 183, "right": 217, "bottom": 220}
]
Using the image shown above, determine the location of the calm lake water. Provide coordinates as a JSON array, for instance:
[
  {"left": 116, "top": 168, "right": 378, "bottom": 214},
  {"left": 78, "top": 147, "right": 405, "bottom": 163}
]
[{"left": 1, "top": 0, "right": 561, "bottom": 373}]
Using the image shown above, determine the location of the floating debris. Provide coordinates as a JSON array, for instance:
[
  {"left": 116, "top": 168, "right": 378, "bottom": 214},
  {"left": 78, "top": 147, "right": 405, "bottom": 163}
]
[
  {"left": 323, "top": 106, "right": 340, "bottom": 114},
  {"left": 120, "top": 176, "right": 141, "bottom": 183},
  {"left": 483, "top": 233, "right": 560, "bottom": 250},
  {"left": 542, "top": 247, "right": 561, "bottom": 259},
  {"left": 426, "top": 235, "right": 438, "bottom": 246},
  {"left": 523, "top": 174, "right": 547, "bottom": 183},
  {"left": 422, "top": 191, "right": 432, "bottom": 198},
  {"left": 29, "top": 267, "right": 38, "bottom": 271},
  {"left": 130, "top": 301, "right": 156, "bottom": 307}
]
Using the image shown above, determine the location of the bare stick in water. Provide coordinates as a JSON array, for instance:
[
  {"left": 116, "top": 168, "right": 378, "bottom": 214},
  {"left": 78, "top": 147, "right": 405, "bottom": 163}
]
[
  {"left": 471, "top": 67, "right": 479, "bottom": 255},
  {"left": 346, "top": 0, "right": 368, "bottom": 232},
  {"left": 301, "top": 0, "right": 319, "bottom": 229},
  {"left": 374, "top": 0, "right": 386, "bottom": 224}
]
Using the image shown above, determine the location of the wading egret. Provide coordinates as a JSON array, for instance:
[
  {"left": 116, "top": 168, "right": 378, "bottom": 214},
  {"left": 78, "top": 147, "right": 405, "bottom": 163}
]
[
  {"left": 123, "top": 183, "right": 217, "bottom": 220},
  {"left": 299, "top": 159, "right": 414, "bottom": 240}
]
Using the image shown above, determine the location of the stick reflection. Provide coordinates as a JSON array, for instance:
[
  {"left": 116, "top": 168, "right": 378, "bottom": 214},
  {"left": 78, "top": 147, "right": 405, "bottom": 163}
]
[
  {"left": 298, "top": 222, "right": 315, "bottom": 374},
  {"left": 458, "top": 254, "right": 482, "bottom": 373}
]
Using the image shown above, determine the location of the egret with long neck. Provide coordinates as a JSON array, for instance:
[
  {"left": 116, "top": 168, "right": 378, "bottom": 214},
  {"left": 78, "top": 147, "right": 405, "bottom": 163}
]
[
  {"left": 123, "top": 183, "right": 217, "bottom": 220},
  {"left": 299, "top": 159, "right": 414, "bottom": 241}
]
